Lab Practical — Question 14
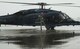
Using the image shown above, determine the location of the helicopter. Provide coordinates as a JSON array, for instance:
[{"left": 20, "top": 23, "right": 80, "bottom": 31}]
[{"left": 0, "top": 1, "right": 80, "bottom": 30}]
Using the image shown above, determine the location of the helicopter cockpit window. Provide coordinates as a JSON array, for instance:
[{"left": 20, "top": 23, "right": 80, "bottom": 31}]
[
  {"left": 63, "top": 13, "right": 70, "bottom": 19},
  {"left": 58, "top": 13, "right": 66, "bottom": 20},
  {"left": 59, "top": 12, "right": 70, "bottom": 20}
]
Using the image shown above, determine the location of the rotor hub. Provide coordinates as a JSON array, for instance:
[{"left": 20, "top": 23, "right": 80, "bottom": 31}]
[{"left": 37, "top": 3, "right": 48, "bottom": 9}]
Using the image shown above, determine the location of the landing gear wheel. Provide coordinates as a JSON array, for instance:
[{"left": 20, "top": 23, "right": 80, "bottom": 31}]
[
  {"left": 45, "top": 26, "right": 50, "bottom": 30},
  {"left": 45, "top": 26, "right": 55, "bottom": 30},
  {"left": 46, "top": 27, "right": 50, "bottom": 30}
]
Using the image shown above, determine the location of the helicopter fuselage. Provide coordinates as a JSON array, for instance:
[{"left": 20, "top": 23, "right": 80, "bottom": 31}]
[{"left": 0, "top": 9, "right": 80, "bottom": 30}]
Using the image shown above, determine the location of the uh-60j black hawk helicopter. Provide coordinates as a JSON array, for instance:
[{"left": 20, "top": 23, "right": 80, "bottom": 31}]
[{"left": 0, "top": 1, "right": 80, "bottom": 30}]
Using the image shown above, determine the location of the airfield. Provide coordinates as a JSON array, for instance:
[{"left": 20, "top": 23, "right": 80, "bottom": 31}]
[{"left": 0, "top": 25, "right": 80, "bottom": 49}]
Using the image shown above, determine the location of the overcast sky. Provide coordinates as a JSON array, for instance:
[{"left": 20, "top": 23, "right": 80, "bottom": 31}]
[{"left": 0, "top": 0, "right": 80, "bottom": 21}]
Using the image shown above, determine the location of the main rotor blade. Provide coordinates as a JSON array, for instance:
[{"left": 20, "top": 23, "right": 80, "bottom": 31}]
[
  {"left": 69, "top": 6, "right": 80, "bottom": 7},
  {"left": 0, "top": 1, "right": 37, "bottom": 5},
  {"left": 0, "top": 1, "right": 74, "bottom": 6},
  {"left": 49, "top": 3, "right": 74, "bottom": 5}
]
